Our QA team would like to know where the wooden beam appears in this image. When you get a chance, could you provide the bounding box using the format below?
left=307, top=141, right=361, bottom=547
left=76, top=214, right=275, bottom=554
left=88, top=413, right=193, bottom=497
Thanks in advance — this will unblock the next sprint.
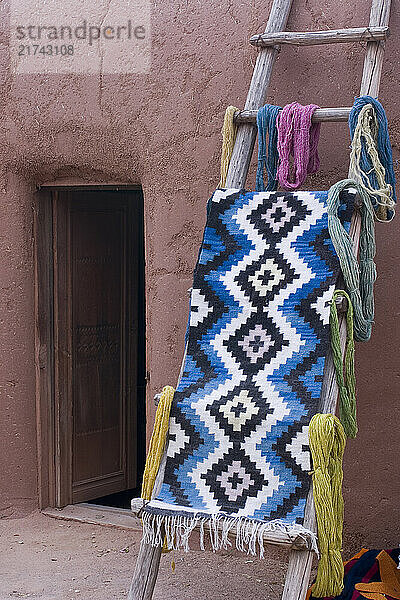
left=235, top=107, right=351, bottom=124
left=250, top=26, right=388, bottom=47
left=128, top=542, right=162, bottom=600
left=43, top=503, right=142, bottom=531
left=281, top=199, right=362, bottom=600
left=34, top=190, right=55, bottom=509
left=281, top=493, right=316, bottom=600
left=128, top=347, right=188, bottom=600
left=360, top=0, right=391, bottom=97
left=225, top=0, right=294, bottom=188
left=359, top=0, right=391, bottom=221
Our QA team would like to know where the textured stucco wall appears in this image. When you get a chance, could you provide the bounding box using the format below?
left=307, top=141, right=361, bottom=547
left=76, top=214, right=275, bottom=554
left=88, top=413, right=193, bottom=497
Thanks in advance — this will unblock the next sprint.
left=0, top=0, right=399, bottom=549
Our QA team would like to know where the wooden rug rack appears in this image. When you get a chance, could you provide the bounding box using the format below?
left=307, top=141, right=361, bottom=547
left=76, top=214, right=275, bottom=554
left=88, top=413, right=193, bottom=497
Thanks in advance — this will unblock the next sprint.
left=128, top=1, right=392, bottom=598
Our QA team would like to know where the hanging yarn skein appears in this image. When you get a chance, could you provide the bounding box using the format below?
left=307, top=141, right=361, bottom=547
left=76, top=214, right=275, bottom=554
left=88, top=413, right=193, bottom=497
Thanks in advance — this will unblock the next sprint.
left=349, top=96, right=396, bottom=221
left=255, top=103, right=281, bottom=192
left=276, top=102, right=321, bottom=190
left=309, top=413, right=346, bottom=598
left=141, top=385, right=175, bottom=501
left=330, top=290, right=357, bottom=439
left=219, top=106, right=239, bottom=188
left=327, top=179, right=376, bottom=342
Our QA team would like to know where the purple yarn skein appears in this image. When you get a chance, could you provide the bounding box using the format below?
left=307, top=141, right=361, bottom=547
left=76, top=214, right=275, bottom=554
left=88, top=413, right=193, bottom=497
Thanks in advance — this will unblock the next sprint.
left=276, top=102, right=321, bottom=190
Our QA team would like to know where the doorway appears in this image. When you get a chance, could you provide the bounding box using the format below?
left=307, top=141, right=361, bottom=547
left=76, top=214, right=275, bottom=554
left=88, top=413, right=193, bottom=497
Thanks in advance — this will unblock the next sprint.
left=35, top=188, right=146, bottom=509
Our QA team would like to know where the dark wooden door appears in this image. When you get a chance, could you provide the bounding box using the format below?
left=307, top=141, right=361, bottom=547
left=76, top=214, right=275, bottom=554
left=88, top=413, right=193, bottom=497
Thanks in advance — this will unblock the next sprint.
left=53, top=191, right=142, bottom=506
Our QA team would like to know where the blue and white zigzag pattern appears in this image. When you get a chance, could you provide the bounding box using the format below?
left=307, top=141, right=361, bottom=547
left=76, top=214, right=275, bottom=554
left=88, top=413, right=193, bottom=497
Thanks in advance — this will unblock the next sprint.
left=145, top=188, right=353, bottom=527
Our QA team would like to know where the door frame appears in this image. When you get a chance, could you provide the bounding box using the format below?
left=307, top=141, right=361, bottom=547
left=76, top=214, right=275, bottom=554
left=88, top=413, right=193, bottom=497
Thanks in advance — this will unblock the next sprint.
left=34, top=185, right=146, bottom=509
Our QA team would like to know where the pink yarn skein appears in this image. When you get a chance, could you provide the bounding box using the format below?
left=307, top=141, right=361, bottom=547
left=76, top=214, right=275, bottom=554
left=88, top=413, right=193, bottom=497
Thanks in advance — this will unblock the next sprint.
left=276, top=102, right=321, bottom=190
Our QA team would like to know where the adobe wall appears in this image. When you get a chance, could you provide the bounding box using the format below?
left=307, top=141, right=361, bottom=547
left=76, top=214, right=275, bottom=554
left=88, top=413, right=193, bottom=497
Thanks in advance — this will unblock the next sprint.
left=0, top=0, right=398, bottom=549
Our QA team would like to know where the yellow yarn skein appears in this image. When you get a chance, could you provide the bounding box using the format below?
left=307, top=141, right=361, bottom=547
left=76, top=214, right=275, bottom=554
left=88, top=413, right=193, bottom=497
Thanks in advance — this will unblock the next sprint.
left=141, top=385, right=175, bottom=501
left=219, top=106, right=239, bottom=188
left=309, top=413, right=346, bottom=598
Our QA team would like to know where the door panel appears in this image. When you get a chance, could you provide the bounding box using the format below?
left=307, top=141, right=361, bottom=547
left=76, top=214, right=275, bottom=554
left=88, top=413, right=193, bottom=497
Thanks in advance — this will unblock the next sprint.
left=54, top=191, right=140, bottom=506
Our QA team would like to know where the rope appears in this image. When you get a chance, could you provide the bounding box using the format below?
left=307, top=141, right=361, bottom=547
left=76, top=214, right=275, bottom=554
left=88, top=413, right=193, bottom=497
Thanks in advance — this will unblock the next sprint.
left=141, top=385, right=175, bottom=501
left=276, top=102, right=321, bottom=190
left=255, top=104, right=281, bottom=191
left=330, top=290, right=357, bottom=438
left=349, top=96, right=396, bottom=222
left=309, top=413, right=346, bottom=598
left=327, top=179, right=376, bottom=342
left=219, top=106, right=239, bottom=188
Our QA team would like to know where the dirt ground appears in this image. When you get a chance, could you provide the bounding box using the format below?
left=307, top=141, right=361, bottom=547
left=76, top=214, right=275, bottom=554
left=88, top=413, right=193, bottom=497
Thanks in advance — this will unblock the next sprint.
left=0, top=511, right=293, bottom=600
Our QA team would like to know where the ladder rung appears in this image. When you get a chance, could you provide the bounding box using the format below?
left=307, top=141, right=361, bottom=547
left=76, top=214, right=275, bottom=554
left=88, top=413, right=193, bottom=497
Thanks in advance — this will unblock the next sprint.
left=249, top=26, right=389, bottom=47
left=234, top=107, right=351, bottom=124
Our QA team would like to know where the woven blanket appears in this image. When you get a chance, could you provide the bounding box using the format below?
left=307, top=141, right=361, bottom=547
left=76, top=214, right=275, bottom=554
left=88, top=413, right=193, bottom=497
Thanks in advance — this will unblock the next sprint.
left=143, top=188, right=353, bottom=555
left=308, top=548, right=400, bottom=600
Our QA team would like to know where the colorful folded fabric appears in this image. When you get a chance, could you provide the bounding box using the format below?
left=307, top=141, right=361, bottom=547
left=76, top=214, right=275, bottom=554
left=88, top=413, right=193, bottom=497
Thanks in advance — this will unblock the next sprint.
left=308, top=548, right=400, bottom=600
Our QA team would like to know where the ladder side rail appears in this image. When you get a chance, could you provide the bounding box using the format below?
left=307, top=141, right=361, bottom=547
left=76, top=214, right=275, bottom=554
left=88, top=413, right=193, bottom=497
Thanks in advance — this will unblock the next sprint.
left=225, top=0, right=294, bottom=188
left=128, top=343, right=189, bottom=600
left=361, top=0, right=391, bottom=97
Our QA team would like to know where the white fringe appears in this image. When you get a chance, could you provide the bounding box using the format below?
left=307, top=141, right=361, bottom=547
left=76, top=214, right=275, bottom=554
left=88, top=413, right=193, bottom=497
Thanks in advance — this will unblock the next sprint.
left=141, top=511, right=319, bottom=557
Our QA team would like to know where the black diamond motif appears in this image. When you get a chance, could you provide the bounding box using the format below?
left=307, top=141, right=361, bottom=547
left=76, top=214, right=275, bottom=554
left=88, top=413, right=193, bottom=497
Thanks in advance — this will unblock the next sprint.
left=223, top=312, right=289, bottom=375
left=235, top=248, right=299, bottom=305
left=207, top=382, right=274, bottom=439
left=201, top=445, right=266, bottom=513
left=248, top=191, right=311, bottom=241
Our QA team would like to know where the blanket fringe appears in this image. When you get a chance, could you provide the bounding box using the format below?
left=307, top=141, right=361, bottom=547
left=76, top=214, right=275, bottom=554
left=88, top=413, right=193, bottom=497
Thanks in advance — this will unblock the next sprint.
left=141, top=511, right=318, bottom=558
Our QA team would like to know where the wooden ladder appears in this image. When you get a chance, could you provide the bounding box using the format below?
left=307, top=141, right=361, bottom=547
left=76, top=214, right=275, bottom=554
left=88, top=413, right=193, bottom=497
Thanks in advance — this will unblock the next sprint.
left=128, top=1, right=392, bottom=598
